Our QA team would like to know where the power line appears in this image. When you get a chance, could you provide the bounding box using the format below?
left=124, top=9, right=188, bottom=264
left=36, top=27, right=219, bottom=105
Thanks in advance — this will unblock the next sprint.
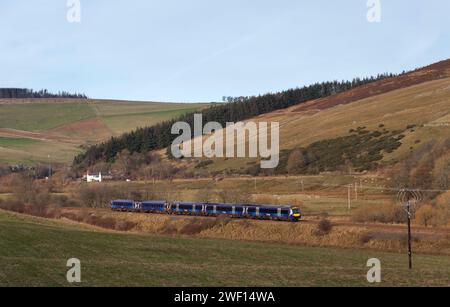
left=317, top=182, right=450, bottom=193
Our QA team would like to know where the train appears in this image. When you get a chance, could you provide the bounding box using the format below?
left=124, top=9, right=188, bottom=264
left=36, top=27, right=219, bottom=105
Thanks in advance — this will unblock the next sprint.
left=111, top=200, right=302, bottom=222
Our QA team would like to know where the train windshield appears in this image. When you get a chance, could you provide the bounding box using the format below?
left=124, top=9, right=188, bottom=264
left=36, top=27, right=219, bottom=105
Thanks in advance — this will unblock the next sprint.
left=292, top=208, right=300, bottom=214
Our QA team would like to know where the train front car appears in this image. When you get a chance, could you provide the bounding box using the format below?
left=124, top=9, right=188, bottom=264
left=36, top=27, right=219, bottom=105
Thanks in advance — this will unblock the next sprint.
left=249, top=205, right=301, bottom=221
left=290, top=206, right=302, bottom=222
left=111, top=200, right=135, bottom=212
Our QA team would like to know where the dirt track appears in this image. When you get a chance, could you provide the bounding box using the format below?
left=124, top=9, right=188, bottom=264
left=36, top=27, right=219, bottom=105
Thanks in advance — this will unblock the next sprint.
left=0, top=128, right=77, bottom=143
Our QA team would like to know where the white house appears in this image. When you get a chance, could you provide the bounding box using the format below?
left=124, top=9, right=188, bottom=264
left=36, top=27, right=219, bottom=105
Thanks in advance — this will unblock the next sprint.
left=86, top=172, right=102, bottom=183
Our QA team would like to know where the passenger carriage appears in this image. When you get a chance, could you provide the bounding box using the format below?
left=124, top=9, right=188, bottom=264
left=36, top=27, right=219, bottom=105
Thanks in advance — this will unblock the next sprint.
left=141, top=200, right=167, bottom=213
left=110, top=200, right=135, bottom=211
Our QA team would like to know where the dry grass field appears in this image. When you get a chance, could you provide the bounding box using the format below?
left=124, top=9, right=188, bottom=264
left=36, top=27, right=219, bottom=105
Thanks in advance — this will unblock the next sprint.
left=52, top=206, right=450, bottom=256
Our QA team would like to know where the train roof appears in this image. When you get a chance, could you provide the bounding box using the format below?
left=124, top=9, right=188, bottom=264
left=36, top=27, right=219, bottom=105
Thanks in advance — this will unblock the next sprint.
left=142, top=200, right=166, bottom=204
left=116, top=200, right=294, bottom=209
left=197, top=202, right=293, bottom=209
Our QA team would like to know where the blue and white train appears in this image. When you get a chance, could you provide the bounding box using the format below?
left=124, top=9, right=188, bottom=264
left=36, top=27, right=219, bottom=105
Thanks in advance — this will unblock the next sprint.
left=111, top=200, right=302, bottom=222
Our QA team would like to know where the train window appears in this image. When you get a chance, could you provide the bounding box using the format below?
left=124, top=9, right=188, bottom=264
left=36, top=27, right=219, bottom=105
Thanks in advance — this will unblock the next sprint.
left=114, top=201, right=132, bottom=207
left=217, top=206, right=231, bottom=212
left=261, top=208, right=278, bottom=214
left=145, top=203, right=164, bottom=207
left=247, top=207, right=256, bottom=213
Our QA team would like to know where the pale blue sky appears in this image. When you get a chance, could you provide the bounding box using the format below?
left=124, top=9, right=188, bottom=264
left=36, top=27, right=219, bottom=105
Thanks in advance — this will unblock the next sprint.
left=1, top=0, right=449, bottom=102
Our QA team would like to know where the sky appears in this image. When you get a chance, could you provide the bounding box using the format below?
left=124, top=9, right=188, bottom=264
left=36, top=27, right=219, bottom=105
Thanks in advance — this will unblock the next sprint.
left=1, top=0, right=449, bottom=102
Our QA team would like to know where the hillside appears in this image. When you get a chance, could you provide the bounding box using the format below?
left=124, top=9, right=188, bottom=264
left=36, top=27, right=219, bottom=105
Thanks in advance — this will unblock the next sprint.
left=186, top=59, right=450, bottom=174
left=73, top=73, right=397, bottom=168
left=0, top=99, right=209, bottom=164
left=73, top=58, right=450, bottom=174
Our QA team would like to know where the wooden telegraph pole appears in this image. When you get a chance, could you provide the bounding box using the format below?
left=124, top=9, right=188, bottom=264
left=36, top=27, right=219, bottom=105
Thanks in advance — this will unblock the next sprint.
left=406, top=200, right=413, bottom=270
left=398, top=189, right=422, bottom=270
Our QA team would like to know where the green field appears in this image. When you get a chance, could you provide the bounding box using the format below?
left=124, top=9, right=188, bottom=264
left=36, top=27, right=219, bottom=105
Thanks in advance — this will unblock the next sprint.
left=0, top=99, right=210, bottom=164
left=0, top=137, right=41, bottom=148
left=0, top=103, right=96, bottom=131
left=100, top=106, right=206, bottom=134
left=1, top=210, right=449, bottom=287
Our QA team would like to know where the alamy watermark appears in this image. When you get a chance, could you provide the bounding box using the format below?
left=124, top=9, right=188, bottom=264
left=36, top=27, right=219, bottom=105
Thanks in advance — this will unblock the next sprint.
left=171, top=114, right=280, bottom=169
left=367, top=0, right=381, bottom=23
left=66, top=258, right=81, bottom=283
left=366, top=258, right=381, bottom=283
left=67, top=0, right=81, bottom=23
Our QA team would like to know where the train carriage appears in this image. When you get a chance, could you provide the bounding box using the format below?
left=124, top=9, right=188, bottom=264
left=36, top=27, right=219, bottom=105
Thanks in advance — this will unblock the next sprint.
left=141, top=201, right=167, bottom=213
left=172, top=202, right=203, bottom=215
left=111, top=199, right=302, bottom=222
left=111, top=200, right=135, bottom=211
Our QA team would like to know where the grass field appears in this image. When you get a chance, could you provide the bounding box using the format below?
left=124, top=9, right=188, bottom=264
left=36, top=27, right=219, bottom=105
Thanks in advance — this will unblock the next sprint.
left=0, top=99, right=210, bottom=164
left=101, top=106, right=205, bottom=134
left=0, top=210, right=449, bottom=287
left=0, top=103, right=96, bottom=131
left=0, top=137, right=41, bottom=148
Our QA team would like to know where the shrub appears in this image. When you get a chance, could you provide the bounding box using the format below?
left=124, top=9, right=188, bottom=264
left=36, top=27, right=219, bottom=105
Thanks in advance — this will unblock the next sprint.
left=414, top=204, right=437, bottom=227
left=0, top=199, right=25, bottom=213
left=436, top=191, right=450, bottom=207
left=245, top=164, right=261, bottom=176
left=195, top=160, right=214, bottom=169
left=114, top=220, right=137, bottom=231
left=76, top=185, right=128, bottom=208
left=433, top=153, right=450, bottom=190
left=314, top=218, right=333, bottom=236
left=276, top=128, right=404, bottom=175
left=359, top=232, right=375, bottom=244
left=351, top=203, right=407, bottom=224
left=414, top=203, right=450, bottom=227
